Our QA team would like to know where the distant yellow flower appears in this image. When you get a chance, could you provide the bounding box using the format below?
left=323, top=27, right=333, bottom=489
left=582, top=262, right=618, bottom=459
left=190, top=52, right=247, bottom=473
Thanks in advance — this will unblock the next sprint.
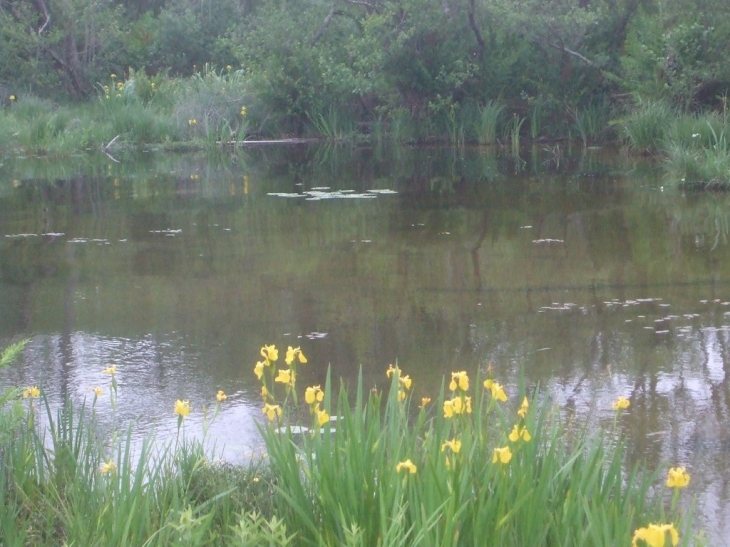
left=441, top=439, right=462, bottom=454
left=420, top=397, right=431, bottom=408
left=396, top=459, right=417, bottom=474
left=91, top=387, right=103, bottom=397
left=508, top=424, right=532, bottom=442
left=261, top=385, right=269, bottom=400
left=110, top=73, right=117, bottom=79
left=285, top=346, right=307, bottom=365
left=116, top=82, right=124, bottom=90
left=22, top=386, right=40, bottom=399
left=261, top=344, right=278, bottom=363
left=316, top=407, right=329, bottom=426
left=174, top=399, right=190, bottom=417
left=240, top=105, right=247, bottom=117
left=226, top=65, right=232, bottom=71
left=216, top=390, right=227, bottom=402
left=151, top=82, right=156, bottom=89
left=262, top=403, right=282, bottom=421
left=484, top=379, right=508, bottom=402
left=518, top=396, right=529, bottom=418
left=102, top=365, right=117, bottom=376
left=386, top=364, right=399, bottom=378
left=449, top=371, right=469, bottom=392
left=632, top=523, right=679, bottom=547
left=254, top=361, right=265, bottom=379
left=399, top=374, right=412, bottom=390
left=666, top=467, right=690, bottom=489
left=397, top=389, right=406, bottom=402
left=100, top=460, right=117, bottom=474
left=305, top=385, right=324, bottom=405
left=612, top=396, right=630, bottom=410
left=275, top=368, right=294, bottom=387
left=9, top=94, right=15, bottom=101
left=492, top=446, right=513, bottom=464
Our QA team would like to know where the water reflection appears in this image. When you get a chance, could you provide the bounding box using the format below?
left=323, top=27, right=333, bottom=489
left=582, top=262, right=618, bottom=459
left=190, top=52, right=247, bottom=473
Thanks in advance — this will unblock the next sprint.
left=1, top=145, right=729, bottom=544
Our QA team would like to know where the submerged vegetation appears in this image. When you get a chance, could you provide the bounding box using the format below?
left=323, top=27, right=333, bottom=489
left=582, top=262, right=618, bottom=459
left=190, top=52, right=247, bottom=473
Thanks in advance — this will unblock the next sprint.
left=0, top=342, right=703, bottom=546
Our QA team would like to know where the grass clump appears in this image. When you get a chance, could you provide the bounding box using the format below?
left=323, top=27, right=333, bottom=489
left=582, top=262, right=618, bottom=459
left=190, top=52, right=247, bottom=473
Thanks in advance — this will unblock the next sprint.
left=618, top=99, right=676, bottom=154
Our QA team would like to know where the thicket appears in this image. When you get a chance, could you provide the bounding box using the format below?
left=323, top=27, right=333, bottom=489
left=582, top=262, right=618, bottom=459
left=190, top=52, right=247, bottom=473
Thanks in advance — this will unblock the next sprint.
left=1, top=0, right=729, bottom=140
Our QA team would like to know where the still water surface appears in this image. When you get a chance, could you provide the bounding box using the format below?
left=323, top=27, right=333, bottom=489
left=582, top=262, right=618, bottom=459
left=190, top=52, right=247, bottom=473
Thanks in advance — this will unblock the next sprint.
left=1, top=145, right=729, bottom=543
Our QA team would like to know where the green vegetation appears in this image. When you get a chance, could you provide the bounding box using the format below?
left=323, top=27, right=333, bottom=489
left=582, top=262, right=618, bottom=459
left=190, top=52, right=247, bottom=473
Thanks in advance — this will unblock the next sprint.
left=0, top=343, right=703, bottom=546
left=1, top=1, right=730, bottom=184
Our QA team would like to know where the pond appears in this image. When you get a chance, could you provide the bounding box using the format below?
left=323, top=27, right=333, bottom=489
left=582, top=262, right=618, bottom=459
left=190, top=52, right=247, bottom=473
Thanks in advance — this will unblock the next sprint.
left=1, top=144, right=729, bottom=544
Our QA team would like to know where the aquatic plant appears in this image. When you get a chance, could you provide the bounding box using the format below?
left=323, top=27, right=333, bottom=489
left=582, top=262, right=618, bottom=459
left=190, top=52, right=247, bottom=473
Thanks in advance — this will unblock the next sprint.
left=254, top=346, right=699, bottom=547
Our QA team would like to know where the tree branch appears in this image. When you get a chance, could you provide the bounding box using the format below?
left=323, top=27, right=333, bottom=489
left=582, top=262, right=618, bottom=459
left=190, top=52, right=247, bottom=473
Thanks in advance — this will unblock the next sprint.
left=467, top=0, right=485, bottom=60
left=546, top=41, right=597, bottom=68
left=33, top=0, right=51, bottom=35
left=311, top=4, right=338, bottom=47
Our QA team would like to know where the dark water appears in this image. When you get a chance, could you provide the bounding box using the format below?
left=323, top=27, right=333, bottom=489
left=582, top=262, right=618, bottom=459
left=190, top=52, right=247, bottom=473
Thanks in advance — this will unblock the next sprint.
left=1, top=145, right=729, bottom=543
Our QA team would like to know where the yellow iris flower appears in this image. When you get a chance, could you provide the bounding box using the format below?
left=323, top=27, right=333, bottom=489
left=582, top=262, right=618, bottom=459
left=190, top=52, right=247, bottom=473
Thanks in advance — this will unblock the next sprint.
left=443, top=396, right=472, bottom=418
left=399, top=374, right=412, bottom=390
left=174, top=399, right=190, bottom=417
left=316, top=407, right=330, bottom=426
left=492, top=446, right=513, bottom=464
left=22, top=386, right=40, bottom=399
left=261, top=344, right=278, bottom=363
left=420, top=397, right=431, bottom=408
left=508, top=424, right=532, bottom=442
left=484, top=379, right=508, bottom=402
left=666, top=467, right=690, bottom=489
left=100, top=460, right=117, bottom=474
left=216, top=390, right=227, bottom=402
left=632, top=523, right=679, bottom=547
left=262, top=403, right=282, bottom=421
left=612, top=396, right=630, bottom=410
left=518, top=396, right=529, bottom=418
left=102, top=365, right=117, bottom=376
left=275, top=368, right=294, bottom=387
left=254, top=361, right=265, bottom=379
left=285, top=346, right=307, bottom=365
left=441, top=439, right=462, bottom=454
left=396, top=459, right=417, bottom=474
left=449, top=371, right=469, bottom=392
left=305, top=385, right=324, bottom=405
left=91, top=387, right=103, bottom=397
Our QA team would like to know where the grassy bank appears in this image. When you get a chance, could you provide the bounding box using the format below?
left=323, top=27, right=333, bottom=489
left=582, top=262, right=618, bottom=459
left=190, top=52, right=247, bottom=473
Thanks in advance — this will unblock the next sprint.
left=618, top=98, right=730, bottom=189
left=1, top=342, right=703, bottom=546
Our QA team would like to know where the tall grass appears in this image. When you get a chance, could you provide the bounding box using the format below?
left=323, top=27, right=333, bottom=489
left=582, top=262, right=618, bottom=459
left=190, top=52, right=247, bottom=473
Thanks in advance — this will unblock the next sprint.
left=619, top=99, right=676, bottom=153
left=504, top=114, right=526, bottom=158
left=309, top=105, right=357, bottom=141
left=569, top=104, right=611, bottom=147
left=473, top=100, right=505, bottom=145
left=1, top=393, right=281, bottom=546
